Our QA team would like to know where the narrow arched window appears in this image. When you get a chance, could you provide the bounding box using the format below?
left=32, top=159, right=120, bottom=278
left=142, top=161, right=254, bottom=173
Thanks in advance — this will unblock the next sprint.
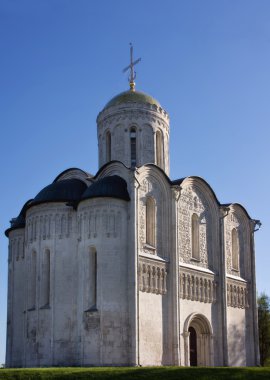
left=42, top=249, right=50, bottom=307
left=146, top=197, right=156, bottom=247
left=156, top=130, right=163, bottom=168
left=29, top=251, right=37, bottom=309
left=191, top=214, right=200, bottom=260
left=130, top=128, right=136, bottom=167
left=86, top=247, right=97, bottom=310
left=106, top=131, right=111, bottom=162
left=232, top=228, right=239, bottom=271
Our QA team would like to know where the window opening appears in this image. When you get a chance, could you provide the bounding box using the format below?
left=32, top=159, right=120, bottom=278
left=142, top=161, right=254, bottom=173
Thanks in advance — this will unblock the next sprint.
left=156, top=130, right=163, bottom=168
left=191, top=214, right=200, bottom=260
left=232, top=228, right=239, bottom=271
left=130, top=128, right=136, bottom=167
left=146, top=197, right=156, bottom=247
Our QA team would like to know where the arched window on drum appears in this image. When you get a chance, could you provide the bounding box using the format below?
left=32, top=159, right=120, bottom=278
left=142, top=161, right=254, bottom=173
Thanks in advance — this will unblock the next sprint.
left=156, top=130, right=163, bottom=169
left=130, top=127, right=137, bottom=167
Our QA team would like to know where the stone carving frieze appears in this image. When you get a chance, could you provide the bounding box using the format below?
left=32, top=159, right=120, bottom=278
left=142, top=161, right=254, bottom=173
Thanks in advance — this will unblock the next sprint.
left=179, top=267, right=217, bottom=303
left=26, top=209, right=73, bottom=243
left=9, top=235, right=24, bottom=262
left=226, top=277, right=248, bottom=308
left=78, top=202, right=124, bottom=241
left=178, top=186, right=210, bottom=269
left=138, top=256, right=167, bottom=295
left=97, top=103, right=170, bottom=127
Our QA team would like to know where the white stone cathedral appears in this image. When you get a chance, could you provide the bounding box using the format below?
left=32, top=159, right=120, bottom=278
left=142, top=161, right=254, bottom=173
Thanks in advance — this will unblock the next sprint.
left=5, top=54, right=260, bottom=367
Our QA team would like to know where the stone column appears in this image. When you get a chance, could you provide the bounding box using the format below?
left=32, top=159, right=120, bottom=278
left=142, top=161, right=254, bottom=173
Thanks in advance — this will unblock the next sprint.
left=219, top=208, right=229, bottom=365
left=171, top=187, right=181, bottom=365
left=250, top=222, right=260, bottom=365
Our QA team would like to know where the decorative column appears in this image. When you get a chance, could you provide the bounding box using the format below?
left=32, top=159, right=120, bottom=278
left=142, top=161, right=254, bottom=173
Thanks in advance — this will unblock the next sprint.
left=171, top=186, right=181, bottom=365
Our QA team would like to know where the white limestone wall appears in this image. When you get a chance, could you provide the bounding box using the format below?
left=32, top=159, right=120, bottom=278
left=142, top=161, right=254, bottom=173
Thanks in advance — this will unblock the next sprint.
left=227, top=307, right=246, bottom=366
left=135, top=166, right=173, bottom=365
left=77, top=197, right=130, bottom=365
left=23, top=203, right=79, bottom=366
left=6, top=229, right=25, bottom=367
left=139, top=292, right=165, bottom=365
left=97, top=102, right=170, bottom=175
left=224, top=206, right=258, bottom=366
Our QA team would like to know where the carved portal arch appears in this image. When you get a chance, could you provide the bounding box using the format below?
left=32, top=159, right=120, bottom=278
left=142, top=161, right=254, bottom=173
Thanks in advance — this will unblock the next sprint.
left=183, top=313, right=213, bottom=366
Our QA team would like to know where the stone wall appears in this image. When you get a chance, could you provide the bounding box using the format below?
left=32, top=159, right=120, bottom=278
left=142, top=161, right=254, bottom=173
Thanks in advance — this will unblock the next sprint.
left=97, top=102, right=170, bottom=175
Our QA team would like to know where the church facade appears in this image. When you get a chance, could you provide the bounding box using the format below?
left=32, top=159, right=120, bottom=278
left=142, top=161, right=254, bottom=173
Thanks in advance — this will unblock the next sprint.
left=5, top=80, right=260, bottom=367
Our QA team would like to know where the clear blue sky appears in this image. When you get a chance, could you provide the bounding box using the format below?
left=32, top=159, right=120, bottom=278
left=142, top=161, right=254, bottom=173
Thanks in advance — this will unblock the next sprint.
left=0, top=0, right=269, bottom=365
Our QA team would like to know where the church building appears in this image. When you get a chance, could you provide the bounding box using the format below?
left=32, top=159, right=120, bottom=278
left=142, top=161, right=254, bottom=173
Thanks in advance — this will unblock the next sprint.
left=5, top=48, right=260, bottom=367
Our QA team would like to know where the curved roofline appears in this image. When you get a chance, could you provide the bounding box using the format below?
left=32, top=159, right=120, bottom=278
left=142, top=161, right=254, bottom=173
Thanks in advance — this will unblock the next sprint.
left=222, top=202, right=252, bottom=220
left=53, top=168, right=93, bottom=183
left=182, top=176, right=221, bottom=206
left=94, top=161, right=130, bottom=179
left=103, top=89, right=161, bottom=110
left=143, top=163, right=172, bottom=184
left=5, top=199, right=33, bottom=237
left=80, top=175, right=130, bottom=203
left=182, top=177, right=253, bottom=220
left=27, top=178, right=87, bottom=211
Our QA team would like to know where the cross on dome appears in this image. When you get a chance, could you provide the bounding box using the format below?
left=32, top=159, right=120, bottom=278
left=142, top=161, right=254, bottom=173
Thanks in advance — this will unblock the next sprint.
left=122, top=43, right=141, bottom=91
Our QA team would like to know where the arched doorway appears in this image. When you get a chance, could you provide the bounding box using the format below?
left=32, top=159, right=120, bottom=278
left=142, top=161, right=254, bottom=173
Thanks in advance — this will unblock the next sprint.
left=189, top=326, right=197, bottom=366
left=183, top=313, right=213, bottom=366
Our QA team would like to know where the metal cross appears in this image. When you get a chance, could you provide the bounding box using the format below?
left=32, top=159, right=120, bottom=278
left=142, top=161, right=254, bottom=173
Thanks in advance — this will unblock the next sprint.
left=122, top=43, right=141, bottom=91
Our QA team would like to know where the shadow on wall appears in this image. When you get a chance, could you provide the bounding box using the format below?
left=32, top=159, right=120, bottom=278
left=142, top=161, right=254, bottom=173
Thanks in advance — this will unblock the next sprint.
left=228, top=323, right=246, bottom=366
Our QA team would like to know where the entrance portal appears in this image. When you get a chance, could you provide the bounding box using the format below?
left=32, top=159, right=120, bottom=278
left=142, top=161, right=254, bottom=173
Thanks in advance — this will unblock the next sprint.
left=183, top=313, right=213, bottom=366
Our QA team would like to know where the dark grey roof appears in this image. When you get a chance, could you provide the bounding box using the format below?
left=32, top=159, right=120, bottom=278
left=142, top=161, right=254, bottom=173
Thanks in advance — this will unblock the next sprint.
left=171, top=178, right=186, bottom=186
left=81, top=175, right=130, bottom=201
left=5, top=199, right=33, bottom=237
left=30, top=178, right=87, bottom=207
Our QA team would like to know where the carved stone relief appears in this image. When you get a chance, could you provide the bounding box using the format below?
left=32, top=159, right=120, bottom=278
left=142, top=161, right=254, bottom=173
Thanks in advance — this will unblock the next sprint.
left=179, top=267, right=217, bottom=303
left=178, top=186, right=210, bottom=269
left=9, top=236, right=24, bottom=261
left=78, top=201, right=125, bottom=240
left=138, top=256, right=167, bottom=295
left=226, top=278, right=248, bottom=308
left=26, top=208, right=73, bottom=243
